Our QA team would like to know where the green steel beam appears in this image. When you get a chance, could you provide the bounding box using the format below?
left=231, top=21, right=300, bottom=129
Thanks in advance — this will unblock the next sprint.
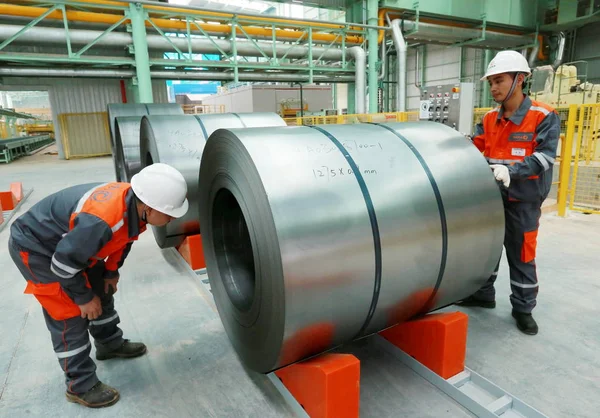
left=75, top=16, right=128, bottom=57
left=128, top=3, right=153, bottom=103
left=367, top=0, right=378, bottom=113
left=0, top=5, right=59, bottom=50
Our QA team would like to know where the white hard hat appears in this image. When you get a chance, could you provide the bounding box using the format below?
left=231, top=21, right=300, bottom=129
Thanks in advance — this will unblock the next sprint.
left=131, top=163, right=189, bottom=218
left=481, top=50, right=531, bottom=81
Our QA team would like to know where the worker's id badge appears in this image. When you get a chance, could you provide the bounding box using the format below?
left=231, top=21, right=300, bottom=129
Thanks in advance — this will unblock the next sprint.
left=511, top=148, right=526, bottom=157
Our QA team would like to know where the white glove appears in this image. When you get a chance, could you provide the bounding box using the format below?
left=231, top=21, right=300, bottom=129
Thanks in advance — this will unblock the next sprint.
left=489, top=164, right=510, bottom=188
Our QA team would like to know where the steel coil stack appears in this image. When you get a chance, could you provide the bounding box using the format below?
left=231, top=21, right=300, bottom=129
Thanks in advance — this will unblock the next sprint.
left=107, top=103, right=184, bottom=181
left=197, top=121, right=505, bottom=373
left=140, top=112, right=287, bottom=248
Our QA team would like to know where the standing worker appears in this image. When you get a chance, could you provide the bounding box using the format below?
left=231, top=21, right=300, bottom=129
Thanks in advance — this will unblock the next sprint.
left=8, top=163, right=189, bottom=408
left=458, top=51, right=560, bottom=335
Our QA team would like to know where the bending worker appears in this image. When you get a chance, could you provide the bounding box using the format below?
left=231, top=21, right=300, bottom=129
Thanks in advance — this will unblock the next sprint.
left=8, top=163, right=188, bottom=408
left=458, top=51, right=560, bottom=335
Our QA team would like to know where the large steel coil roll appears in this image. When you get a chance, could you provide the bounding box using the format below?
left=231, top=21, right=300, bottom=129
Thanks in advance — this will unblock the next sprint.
left=198, top=121, right=505, bottom=373
left=140, top=112, right=287, bottom=248
left=106, top=103, right=183, bottom=181
left=114, top=117, right=145, bottom=182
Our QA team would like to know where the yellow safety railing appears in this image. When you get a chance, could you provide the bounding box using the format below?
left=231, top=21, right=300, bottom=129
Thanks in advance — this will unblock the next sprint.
left=181, top=104, right=226, bottom=114
left=283, top=111, right=419, bottom=126
left=556, top=103, right=600, bottom=216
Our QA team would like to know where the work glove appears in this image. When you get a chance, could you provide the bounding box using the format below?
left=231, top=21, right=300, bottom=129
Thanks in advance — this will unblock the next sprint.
left=489, top=164, right=510, bottom=188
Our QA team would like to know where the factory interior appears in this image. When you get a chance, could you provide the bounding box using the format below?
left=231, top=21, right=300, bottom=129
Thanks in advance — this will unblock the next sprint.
left=1, top=0, right=600, bottom=417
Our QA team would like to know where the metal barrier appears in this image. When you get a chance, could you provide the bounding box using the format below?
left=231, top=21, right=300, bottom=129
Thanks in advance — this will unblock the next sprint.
left=557, top=104, right=600, bottom=215
left=283, top=111, right=419, bottom=126
left=58, top=112, right=111, bottom=159
left=181, top=104, right=226, bottom=114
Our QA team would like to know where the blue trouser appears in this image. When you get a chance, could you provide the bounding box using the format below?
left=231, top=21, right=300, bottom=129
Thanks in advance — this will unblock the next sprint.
left=474, top=195, right=542, bottom=313
left=9, top=239, right=124, bottom=394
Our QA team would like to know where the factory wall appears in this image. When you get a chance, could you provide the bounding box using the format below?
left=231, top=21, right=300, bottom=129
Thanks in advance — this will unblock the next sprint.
left=0, top=77, right=169, bottom=159
left=201, top=85, right=333, bottom=114
left=405, top=45, right=486, bottom=111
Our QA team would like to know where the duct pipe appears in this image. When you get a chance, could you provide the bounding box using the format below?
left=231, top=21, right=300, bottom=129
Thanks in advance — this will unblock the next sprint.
left=528, top=41, right=539, bottom=68
left=197, top=121, right=505, bottom=373
left=402, top=21, right=534, bottom=50
left=552, top=32, right=566, bottom=69
left=348, top=46, right=366, bottom=114
left=106, top=103, right=184, bottom=181
left=139, top=113, right=287, bottom=248
left=390, top=19, right=407, bottom=112
left=0, top=67, right=357, bottom=82
left=0, top=24, right=351, bottom=61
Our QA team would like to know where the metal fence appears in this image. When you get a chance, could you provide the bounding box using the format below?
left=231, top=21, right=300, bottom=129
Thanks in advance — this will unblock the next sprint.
left=557, top=104, right=600, bottom=215
left=58, top=112, right=111, bottom=160
left=283, top=111, right=419, bottom=126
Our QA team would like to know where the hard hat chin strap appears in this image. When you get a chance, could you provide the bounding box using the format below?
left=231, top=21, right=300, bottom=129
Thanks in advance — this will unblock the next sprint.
left=497, top=72, right=521, bottom=105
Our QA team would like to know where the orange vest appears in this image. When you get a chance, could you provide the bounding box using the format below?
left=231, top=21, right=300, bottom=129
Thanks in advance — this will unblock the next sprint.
left=476, top=100, right=555, bottom=165
left=473, top=99, right=558, bottom=202
left=70, top=183, right=146, bottom=271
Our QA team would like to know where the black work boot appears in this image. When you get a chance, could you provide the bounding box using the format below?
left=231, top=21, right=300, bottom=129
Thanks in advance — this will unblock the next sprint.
left=456, top=295, right=496, bottom=309
left=512, top=311, right=538, bottom=335
left=96, top=339, right=147, bottom=361
left=66, top=381, right=120, bottom=408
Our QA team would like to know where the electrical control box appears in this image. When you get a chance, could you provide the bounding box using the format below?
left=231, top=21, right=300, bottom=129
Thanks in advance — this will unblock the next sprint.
left=419, top=82, right=475, bottom=134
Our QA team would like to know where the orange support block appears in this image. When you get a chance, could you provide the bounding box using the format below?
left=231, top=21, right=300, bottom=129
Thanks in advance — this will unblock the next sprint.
left=0, top=201, right=3, bottom=225
left=10, top=182, right=23, bottom=202
left=0, top=191, right=17, bottom=211
left=379, top=311, right=468, bottom=379
left=177, top=234, right=206, bottom=270
left=275, top=353, right=360, bottom=418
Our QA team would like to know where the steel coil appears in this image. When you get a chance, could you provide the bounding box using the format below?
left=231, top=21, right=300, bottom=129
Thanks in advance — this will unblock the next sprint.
left=140, top=112, right=287, bottom=248
left=198, top=121, right=505, bottom=373
left=114, top=117, right=144, bottom=182
left=106, top=103, right=183, bottom=181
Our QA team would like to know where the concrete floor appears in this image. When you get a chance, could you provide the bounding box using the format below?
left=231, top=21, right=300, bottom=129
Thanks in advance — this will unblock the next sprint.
left=1, top=150, right=598, bottom=417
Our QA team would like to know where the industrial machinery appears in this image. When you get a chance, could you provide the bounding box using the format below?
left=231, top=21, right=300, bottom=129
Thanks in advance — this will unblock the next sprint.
left=531, top=63, right=600, bottom=106
left=419, top=82, right=475, bottom=134
left=279, top=98, right=308, bottom=118
left=198, top=121, right=504, bottom=373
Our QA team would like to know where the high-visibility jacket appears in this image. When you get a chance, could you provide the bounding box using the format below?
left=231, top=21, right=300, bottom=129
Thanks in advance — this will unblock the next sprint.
left=472, top=96, right=560, bottom=202
left=10, top=182, right=146, bottom=306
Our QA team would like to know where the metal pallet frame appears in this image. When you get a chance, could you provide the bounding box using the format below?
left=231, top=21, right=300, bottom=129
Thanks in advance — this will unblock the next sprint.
left=374, top=336, right=549, bottom=418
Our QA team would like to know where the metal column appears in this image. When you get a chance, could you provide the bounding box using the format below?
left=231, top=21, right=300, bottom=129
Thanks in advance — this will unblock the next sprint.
left=367, top=0, right=378, bottom=113
left=128, top=3, right=153, bottom=103
left=481, top=49, right=493, bottom=107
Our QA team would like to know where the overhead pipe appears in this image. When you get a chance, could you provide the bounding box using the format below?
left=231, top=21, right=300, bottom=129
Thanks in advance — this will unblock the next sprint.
left=0, top=67, right=357, bottom=82
left=0, top=24, right=348, bottom=61
left=0, top=4, right=362, bottom=45
left=70, top=0, right=380, bottom=31
left=552, top=32, right=566, bottom=69
left=401, top=21, right=535, bottom=50
left=390, top=19, right=407, bottom=112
